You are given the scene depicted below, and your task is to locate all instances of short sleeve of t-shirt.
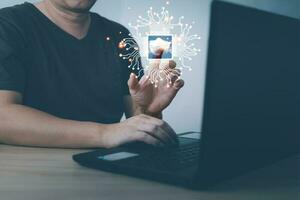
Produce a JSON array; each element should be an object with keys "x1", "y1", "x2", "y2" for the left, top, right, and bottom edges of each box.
[{"x1": 0, "y1": 12, "x2": 26, "y2": 94}]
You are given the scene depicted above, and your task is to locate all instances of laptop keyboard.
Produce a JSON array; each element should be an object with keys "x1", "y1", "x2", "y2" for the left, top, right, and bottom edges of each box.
[{"x1": 120, "y1": 139, "x2": 200, "y2": 171}]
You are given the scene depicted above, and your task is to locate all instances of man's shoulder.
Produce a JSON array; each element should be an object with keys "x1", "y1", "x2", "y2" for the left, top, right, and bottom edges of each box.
[
  {"x1": 0, "y1": 3, "x2": 32, "y2": 29},
  {"x1": 0, "y1": 3, "x2": 31, "y2": 20},
  {"x1": 91, "y1": 12, "x2": 130, "y2": 35}
]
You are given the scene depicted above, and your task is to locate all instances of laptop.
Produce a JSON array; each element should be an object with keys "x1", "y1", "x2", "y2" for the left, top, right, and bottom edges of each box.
[{"x1": 73, "y1": 1, "x2": 300, "y2": 189}]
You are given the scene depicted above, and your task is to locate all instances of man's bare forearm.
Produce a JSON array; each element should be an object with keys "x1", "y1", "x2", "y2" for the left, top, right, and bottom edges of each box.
[{"x1": 0, "y1": 104, "x2": 108, "y2": 148}]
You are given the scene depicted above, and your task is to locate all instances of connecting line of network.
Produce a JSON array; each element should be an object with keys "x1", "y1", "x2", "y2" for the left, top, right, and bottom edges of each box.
[
  {"x1": 118, "y1": 38, "x2": 142, "y2": 73},
  {"x1": 118, "y1": 6, "x2": 201, "y2": 87}
]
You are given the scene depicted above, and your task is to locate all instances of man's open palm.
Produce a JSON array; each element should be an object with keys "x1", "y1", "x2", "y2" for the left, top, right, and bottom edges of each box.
[{"x1": 127, "y1": 61, "x2": 184, "y2": 114}]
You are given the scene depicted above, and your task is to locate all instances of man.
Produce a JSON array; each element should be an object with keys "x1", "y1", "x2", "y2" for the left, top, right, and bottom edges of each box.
[{"x1": 0, "y1": 0, "x2": 184, "y2": 148}]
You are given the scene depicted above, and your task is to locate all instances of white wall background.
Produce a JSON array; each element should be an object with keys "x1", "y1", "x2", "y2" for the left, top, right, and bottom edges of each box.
[{"x1": 1, "y1": 0, "x2": 299, "y2": 133}]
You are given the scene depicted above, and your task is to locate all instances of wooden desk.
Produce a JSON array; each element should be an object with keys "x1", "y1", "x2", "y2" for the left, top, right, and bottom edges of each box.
[{"x1": 0, "y1": 144, "x2": 299, "y2": 200}]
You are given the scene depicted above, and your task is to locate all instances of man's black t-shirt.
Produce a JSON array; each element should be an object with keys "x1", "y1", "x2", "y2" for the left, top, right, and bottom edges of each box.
[{"x1": 0, "y1": 3, "x2": 134, "y2": 123}]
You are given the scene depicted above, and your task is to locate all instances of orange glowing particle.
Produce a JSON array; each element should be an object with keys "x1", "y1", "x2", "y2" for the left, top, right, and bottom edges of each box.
[{"x1": 118, "y1": 41, "x2": 126, "y2": 49}]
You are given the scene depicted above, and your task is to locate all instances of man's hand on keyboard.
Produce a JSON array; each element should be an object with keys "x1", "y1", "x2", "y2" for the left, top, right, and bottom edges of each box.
[{"x1": 101, "y1": 114, "x2": 179, "y2": 148}]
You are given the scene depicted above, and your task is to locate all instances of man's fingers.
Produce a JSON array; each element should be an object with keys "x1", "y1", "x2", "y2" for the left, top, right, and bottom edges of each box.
[
  {"x1": 137, "y1": 131, "x2": 164, "y2": 147},
  {"x1": 174, "y1": 68, "x2": 182, "y2": 76},
  {"x1": 161, "y1": 60, "x2": 176, "y2": 70},
  {"x1": 160, "y1": 121, "x2": 179, "y2": 145},
  {"x1": 168, "y1": 60, "x2": 177, "y2": 69},
  {"x1": 149, "y1": 60, "x2": 176, "y2": 70},
  {"x1": 149, "y1": 60, "x2": 161, "y2": 69},
  {"x1": 170, "y1": 72, "x2": 180, "y2": 84},
  {"x1": 139, "y1": 74, "x2": 151, "y2": 87},
  {"x1": 173, "y1": 79, "x2": 185, "y2": 90},
  {"x1": 142, "y1": 124, "x2": 174, "y2": 145},
  {"x1": 140, "y1": 115, "x2": 178, "y2": 146},
  {"x1": 162, "y1": 68, "x2": 181, "y2": 85},
  {"x1": 127, "y1": 73, "x2": 139, "y2": 91}
]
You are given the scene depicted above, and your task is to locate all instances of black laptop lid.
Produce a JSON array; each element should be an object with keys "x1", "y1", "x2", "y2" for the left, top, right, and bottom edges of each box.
[{"x1": 197, "y1": 1, "x2": 300, "y2": 185}]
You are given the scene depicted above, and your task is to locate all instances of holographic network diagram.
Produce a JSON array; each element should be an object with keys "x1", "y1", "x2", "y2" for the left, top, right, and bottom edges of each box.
[{"x1": 118, "y1": 3, "x2": 201, "y2": 87}]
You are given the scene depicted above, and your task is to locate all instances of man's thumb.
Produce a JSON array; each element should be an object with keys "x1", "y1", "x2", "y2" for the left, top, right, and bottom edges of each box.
[{"x1": 127, "y1": 73, "x2": 139, "y2": 91}]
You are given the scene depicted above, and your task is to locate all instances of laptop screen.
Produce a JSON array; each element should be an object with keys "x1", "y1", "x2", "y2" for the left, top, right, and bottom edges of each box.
[{"x1": 197, "y1": 1, "x2": 300, "y2": 183}]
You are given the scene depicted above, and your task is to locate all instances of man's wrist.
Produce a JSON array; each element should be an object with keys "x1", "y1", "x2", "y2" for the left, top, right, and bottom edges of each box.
[
  {"x1": 90, "y1": 123, "x2": 112, "y2": 148},
  {"x1": 145, "y1": 111, "x2": 163, "y2": 119},
  {"x1": 134, "y1": 106, "x2": 162, "y2": 119}
]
